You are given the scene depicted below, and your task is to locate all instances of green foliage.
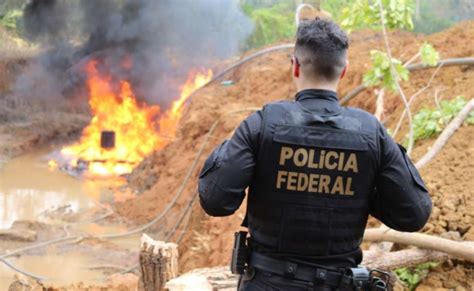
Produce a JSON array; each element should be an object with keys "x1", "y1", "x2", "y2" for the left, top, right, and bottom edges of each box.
[
  {"x1": 412, "y1": 96, "x2": 474, "y2": 142},
  {"x1": 0, "y1": 9, "x2": 22, "y2": 31},
  {"x1": 320, "y1": 0, "x2": 352, "y2": 22},
  {"x1": 394, "y1": 262, "x2": 438, "y2": 290},
  {"x1": 420, "y1": 42, "x2": 440, "y2": 66},
  {"x1": 412, "y1": 0, "x2": 473, "y2": 34},
  {"x1": 241, "y1": 1, "x2": 296, "y2": 49},
  {"x1": 363, "y1": 50, "x2": 409, "y2": 91},
  {"x1": 340, "y1": 0, "x2": 414, "y2": 32}
]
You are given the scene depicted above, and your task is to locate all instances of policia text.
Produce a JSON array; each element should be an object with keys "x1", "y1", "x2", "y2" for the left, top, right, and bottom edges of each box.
[{"x1": 276, "y1": 146, "x2": 358, "y2": 196}]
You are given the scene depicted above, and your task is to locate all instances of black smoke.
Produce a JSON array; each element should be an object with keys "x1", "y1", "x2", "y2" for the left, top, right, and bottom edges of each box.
[{"x1": 15, "y1": 0, "x2": 253, "y2": 108}]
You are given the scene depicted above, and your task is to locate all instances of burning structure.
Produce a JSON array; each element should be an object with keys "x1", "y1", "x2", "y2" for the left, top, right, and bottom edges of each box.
[
  {"x1": 55, "y1": 62, "x2": 212, "y2": 176},
  {"x1": 17, "y1": 0, "x2": 252, "y2": 176}
]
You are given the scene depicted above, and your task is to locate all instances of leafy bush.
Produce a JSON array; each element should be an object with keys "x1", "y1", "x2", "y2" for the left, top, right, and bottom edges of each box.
[
  {"x1": 241, "y1": 1, "x2": 296, "y2": 49},
  {"x1": 412, "y1": 96, "x2": 474, "y2": 142},
  {"x1": 0, "y1": 9, "x2": 22, "y2": 31},
  {"x1": 340, "y1": 0, "x2": 414, "y2": 32},
  {"x1": 394, "y1": 262, "x2": 438, "y2": 290}
]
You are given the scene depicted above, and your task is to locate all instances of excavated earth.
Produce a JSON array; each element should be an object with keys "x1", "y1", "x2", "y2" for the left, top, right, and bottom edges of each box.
[
  {"x1": 1, "y1": 21, "x2": 473, "y2": 289},
  {"x1": 117, "y1": 21, "x2": 474, "y2": 289}
]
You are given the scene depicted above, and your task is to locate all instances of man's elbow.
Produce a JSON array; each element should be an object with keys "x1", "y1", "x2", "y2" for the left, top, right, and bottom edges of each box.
[
  {"x1": 199, "y1": 195, "x2": 236, "y2": 217},
  {"x1": 198, "y1": 181, "x2": 238, "y2": 217},
  {"x1": 412, "y1": 199, "x2": 433, "y2": 231},
  {"x1": 394, "y1": 199, "x2": 432, "y2": 232}
]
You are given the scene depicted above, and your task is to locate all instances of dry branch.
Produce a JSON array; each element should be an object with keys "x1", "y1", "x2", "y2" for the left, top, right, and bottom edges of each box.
[
  {"x1": 392, "y1": 64, "x2": 443, "y2": 139},
  {"x1": 377, "y1": 0, "x2": 414, "y2": 155},
  {"x1": 362, "y1": 249, "x2": 448, "y2": 270},
  {"x1": 374, "y1": 89, "x2": 385, "y2": 121},
  {"x1": 415, "y1": 98, "x2": 474, "y2": 169},
  {"x1": 407, "y1": 57, "x2": 474, "y2": 70},
  {"x1": 364, "y1": 228, "x2": 474, "y2": 262}
]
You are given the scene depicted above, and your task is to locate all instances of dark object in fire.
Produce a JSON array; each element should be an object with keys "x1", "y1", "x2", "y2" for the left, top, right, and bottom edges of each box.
[{"x1": 101, "y1": 131, "x2": 116, "y2": 149}]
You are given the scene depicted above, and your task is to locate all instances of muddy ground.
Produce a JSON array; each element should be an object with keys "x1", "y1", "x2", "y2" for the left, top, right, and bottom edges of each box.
[{"x1": 1, "y1": 21, "x2": 473, "y2": 289}]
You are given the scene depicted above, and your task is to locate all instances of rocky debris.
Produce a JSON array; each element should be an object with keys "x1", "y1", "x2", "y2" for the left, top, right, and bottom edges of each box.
[
  {"x1": 106, "y1": 273, "x2": 140, "y2": 290},
  {"x1": 7, "y1": 274, "x2": 42, "y2": 291},
  {"x1": 439, "y1": 231, "x2": 463, "y2": 241},
  {"x1": 10, "y1": 220, "x2": 49, "y2": 232},
  {"x1": 165, "y1": 266, "x2": 238, "y2": 291},
  {"x1": 0, "y1": 229, "x2": 36, "y2": 242},
  {"x1": 8, "y1": 273, "x2": 139, "y2": 291}
]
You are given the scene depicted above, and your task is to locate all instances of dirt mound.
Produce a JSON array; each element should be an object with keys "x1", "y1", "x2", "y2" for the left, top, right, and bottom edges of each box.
[{"x1": 114, "y1": 20, "x2": 474, "y2": 287}]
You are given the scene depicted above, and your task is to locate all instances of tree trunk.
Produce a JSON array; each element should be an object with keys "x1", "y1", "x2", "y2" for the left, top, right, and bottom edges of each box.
[
  {"x1": 362, "y1": 249, "x2": 448, "y2": 270},
  {"x1": 139, "y1": 234, "x2": 179, "y2": 291},
  {"x1": 415, "y1": 0, "x2": 421, "y2": 21}
]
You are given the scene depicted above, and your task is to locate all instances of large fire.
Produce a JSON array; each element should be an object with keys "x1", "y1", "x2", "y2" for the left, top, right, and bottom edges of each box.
[{"x1": 53, "y1": 60, "x2": 212, "y2": 177}]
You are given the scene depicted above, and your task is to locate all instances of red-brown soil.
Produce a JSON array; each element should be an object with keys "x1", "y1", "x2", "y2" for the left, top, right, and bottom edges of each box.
[
  {"x1": 2, "y1": 20, "x2": 471, "y2": 289},
  {"x1": 112, "y1": 20, "x2": 474, "y2": 289}
]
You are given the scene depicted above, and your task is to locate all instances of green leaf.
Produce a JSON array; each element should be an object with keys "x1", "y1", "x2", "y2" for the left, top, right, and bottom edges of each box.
[
  {"x1": 410, "y1": 96, "x2": 472, "y2": 143},
  {"x1": 420, "y1": 42, "x2": 440, "y2": 66},
  {"x1": 395, "y1": 262, "x2": 438, "y2": 290},
  {"x1": 363, "y1": 50, "x2": 408, "y2": 91}
]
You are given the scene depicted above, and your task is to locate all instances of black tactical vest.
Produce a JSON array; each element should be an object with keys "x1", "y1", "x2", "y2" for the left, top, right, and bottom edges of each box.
[{"x1": 247, "y1": 99, "x2": 380, "y2": 258}]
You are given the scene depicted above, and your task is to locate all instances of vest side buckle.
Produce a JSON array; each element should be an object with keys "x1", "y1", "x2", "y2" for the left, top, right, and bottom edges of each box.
[
  {"x1": 314, "y1": 268, "x2": 327, "y2": 284},
  {"x1": 284, "y1": 262, "x2": 298, "y2": 278}
]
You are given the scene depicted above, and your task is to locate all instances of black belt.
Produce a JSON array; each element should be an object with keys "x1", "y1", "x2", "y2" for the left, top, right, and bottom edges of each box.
[{"x1": 249, "y1": 252, "x2": 345, "y2": 287}]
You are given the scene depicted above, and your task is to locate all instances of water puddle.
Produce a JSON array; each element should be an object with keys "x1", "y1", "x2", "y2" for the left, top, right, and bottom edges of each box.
[
  {"x1": 0, "y1": 149, "x2": 137, "y2": 289},
  {"x1": 0, "y1": 253, "x2": 104, "y2": 290},
  {"x1": 0, "y1": 149, "x2": 128, "y2": 228}
]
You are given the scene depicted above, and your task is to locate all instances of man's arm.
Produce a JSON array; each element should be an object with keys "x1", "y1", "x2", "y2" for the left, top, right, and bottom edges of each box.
[
  {"x1": 198, "y1": 111, "x2": 262, "y2": 216},
  {"x1": 370, "y1": 123, "x2": 432, "y2": 232}
]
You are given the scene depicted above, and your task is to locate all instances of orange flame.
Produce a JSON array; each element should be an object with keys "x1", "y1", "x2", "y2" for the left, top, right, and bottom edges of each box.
[{"x1": 57, "y1": 61, "x2": 212, "y2": 177}]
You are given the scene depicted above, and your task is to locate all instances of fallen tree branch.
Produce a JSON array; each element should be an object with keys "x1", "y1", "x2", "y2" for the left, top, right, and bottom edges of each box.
[
  {"x1": 362, "y1": 248, "x2": 448, "y2": 270},
  {"x1": 363, "y1": 228, "x2": 474, "y2": 262},
  {"x1": 407, "y1": 57, "x2": 474, "y2": 71},
  {"x1": 415, "y1": 98, "x2": 474, "y2": 169},
  {"x1": 340, "y1": 57, "x2": 474, "y2": 105}
]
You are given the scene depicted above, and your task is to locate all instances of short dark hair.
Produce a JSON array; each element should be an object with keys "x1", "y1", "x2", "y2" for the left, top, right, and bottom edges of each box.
[{"x1": 295, "y1": 18, "x2": 349, "y2": 81}]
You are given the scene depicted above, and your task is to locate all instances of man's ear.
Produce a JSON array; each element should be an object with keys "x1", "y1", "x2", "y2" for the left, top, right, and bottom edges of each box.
[
  {"x1": 293, "y1": 62, "x2": 300, "y2": 78},
  {"x1": 339, "y1": 60, "x2": 348, "y2": 80}
]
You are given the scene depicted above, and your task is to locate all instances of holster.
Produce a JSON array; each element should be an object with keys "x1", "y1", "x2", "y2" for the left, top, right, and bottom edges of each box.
[
  {"x1": 230, "y1": 231, "x2": 249, "y2": 275},
  {"x1": 340, "y1": 268, "x2": 391, "y2": 291}
]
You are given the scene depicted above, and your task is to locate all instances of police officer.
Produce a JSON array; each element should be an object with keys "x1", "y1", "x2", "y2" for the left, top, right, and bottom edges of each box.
[{"x1": 198, "y1": 18, "x2": 432, "y2": 291}]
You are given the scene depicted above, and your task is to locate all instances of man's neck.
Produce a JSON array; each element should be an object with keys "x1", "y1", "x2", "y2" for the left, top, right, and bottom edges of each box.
[{"x1": 296, "y1": 82, "x2": 338, "y2": 93}]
